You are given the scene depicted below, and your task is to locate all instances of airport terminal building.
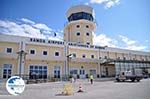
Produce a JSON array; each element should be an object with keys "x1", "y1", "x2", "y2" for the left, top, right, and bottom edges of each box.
[{"x1": 0, "y1": 5, "x2": 150, "y2": 80}]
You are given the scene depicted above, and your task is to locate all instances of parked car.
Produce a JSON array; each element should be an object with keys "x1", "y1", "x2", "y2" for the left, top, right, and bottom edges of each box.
[{"x1": 116, "y1": 70, "x2": 143, "y2": 82}]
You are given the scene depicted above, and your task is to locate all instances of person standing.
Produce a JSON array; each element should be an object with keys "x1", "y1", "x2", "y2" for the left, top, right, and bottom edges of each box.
[{"x1": 90, "y1": 74, "x2": 94, "y2": 84}]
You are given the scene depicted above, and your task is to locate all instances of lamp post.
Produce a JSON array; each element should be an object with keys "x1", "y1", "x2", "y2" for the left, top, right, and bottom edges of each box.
[
  {"x1": 17, "y1": 50, "x2": 27, "y2": 77},
  {"x1": 66, "y1": 54, "x2": 73, "y2": 80}
]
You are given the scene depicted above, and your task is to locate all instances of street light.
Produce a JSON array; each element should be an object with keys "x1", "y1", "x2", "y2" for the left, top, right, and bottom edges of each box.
[
  {"x1": 66, "y1": 54, "x2": 73, "y2": 80},
  {"x1": 17, "y1": 50, "x2": 27, "y2": 77}
]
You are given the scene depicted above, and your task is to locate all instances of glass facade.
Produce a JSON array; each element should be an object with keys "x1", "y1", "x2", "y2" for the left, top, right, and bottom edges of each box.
[
  {"x1": 29, "y1": 65, "x2": 47, "y2": 79},
  {"x1": 68, "y1": 12, "x2": 94, "y2": 22},
  {"x1": 115, "y1": 62, "x2": 150, "y2": 75}
]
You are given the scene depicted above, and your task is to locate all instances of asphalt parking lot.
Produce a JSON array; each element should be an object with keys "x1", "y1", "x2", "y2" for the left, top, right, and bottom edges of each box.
[{"x1": 0, "y1": 79, "x2": 150, "y2": 99}]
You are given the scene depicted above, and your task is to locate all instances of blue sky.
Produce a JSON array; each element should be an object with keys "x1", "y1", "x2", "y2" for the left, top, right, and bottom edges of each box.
[{"x1": 0, "y1": 0, "x2": 150, "y2": 52}]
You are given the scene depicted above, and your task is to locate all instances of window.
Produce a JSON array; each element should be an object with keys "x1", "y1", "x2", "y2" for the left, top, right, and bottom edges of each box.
[
  {"x1": 29, "y1": 65, "x2": 47, "y2": 79},
  {"x1": 30, "y1": 38, "x2": 32, "y2": 41},
  {"x1": 70, "y1": 70, "x2": 78, "y2": 75},
  {"x1": 55, "y1": 52, "x2": 59, "y2": 56},
  {"x1": 87, "y1": 42, "x2": 90, "y2": 45},
  {"x1": 82, "y1": 54, "x2": 86, "y2": 58},
  {"x1": 76, "y1": 32, "x2": 80, "y2": 36},
  {"x1": 91, "y1": 55, "x2": 94, "y2": 59},
  {"x1": 36, "y1": 39, "x2": 39, "y2": 42},
  {"x1": 3, "y1": 64, "x2": 12, "y2": 78},
  {"x1": 86, "y1": 32, "x2": 89, "y2": 36},
  {"x1": 80, "y1": 69, "x2": 85, "y2": 75},
  {"x1": 43, "y1": 51, "x2": 47, "y2": 55},
  {"x1": 30, "y1": 49, "x2": 35, "y2": 54},
  {"x1": 6, "y1": 48, "x2": 12, "y2": 53},
  {"x1": 86, "y1": 25, "x2": 89, "y2": 28},
  {"x1": 76, "y1": 25, "x2": 80, "y2": 28},
  {"x1": 54, "y1": 66, "x2": 60, "y2": 78},
  {"x1": 68, "y1": 12, "x2": 94, "y2": 22}
]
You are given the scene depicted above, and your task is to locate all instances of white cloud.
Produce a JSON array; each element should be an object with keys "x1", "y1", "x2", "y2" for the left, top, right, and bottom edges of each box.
[
  {"x1": 119, "y1": 35, "x2": 135, "y2": 45},
  {"x1": 21, "y1": 18, "x2": 35, "y2": 24},
  {"x1": 90, "y1": 0, "x2": 120, "y2": 8},
  {"x1": 84, "y1": 2, "x2": 89, "y2": 5},
  {"x1": 93, "y1": 34, "x2": 117, "y2": 47},
  {"x1": 93, "y1": 34, "x2": 147, "y2": 51},
  {"x1": 33, "y1": 23, "x2": 52, "y2": 31},
  {"x1": 119, "y1": 35, "x2": 147, "y2": 51},
  {"x1": 90, "y1": 0, "x2": 107, "y2": 4},
  {"x1": 0, "y1": 18, "x2": 62, "y2": 41}
]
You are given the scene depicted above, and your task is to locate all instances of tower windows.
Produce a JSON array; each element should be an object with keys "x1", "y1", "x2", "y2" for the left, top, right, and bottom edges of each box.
[
  {"x1": 43, "y1": 51, "x2": 48, "y2": 55},
  {"x1": 55, "y1": 52, "x2": 59, "y2": 56},
  {"x1": 86, "y1": 32, "x2": 89, "y2": 36},
  {"x1": 82, "y1": 54, "x2": 86, "y2": 58},
  {"x1": 76, "y1": 32, "x2": 80, "y2": 36},
  {"x1": 68, "y1": 12, "x2": 94, "y2": 22},
  {"x1": 91, "y1": 55, "x2": 94, "y2": 59},
  {"x1": 76, "y1": 25, "x2": 80, "y2": 28},
  {"x1": 86, "y1": 25, "x2": 89, "y2": 28}
]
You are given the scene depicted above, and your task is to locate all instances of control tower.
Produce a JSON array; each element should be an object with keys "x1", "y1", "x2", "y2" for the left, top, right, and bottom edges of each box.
[{"x1": 64, "y1": 5, "x2": 96, "y2": 45}]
